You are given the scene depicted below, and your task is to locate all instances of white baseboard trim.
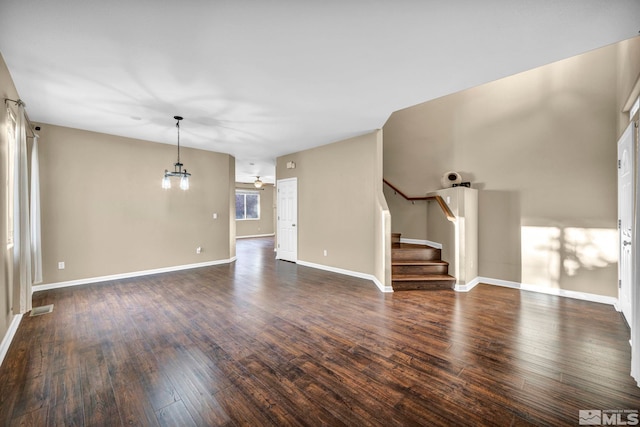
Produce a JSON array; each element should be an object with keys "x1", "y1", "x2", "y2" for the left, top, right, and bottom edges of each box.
[
  {"x1": 236, "y1": 233, "x2": 275, "y2": 239},
  {"x1": 0, "y1": 313, "x2": 23, "y2": 368},
  {"x1": 32, "y1": 257, "x2": 237, "y2": 293},
  {"x1": 400, "y1": 238, "x2": 442, "y2": 249},
  {"x1": 457, "y1": 276, "x2": 618, "y2": 306},
  {"x1": 453, "y1": 276, "x2": 482, "y2": 292},
  {"x1": 297, "y1": 260, "x2": 393, "y2": 293}
]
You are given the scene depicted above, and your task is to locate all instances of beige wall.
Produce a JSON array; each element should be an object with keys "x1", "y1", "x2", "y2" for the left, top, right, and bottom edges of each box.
[
  {"x1": 384, "y1": 41, "x2": 623, "y2": 297},
  {"x1": 227, "y1": 156, "x2": 236, "y2": 260},
  {"x1": 616, "y1": 37, "x2": 640, "y2": 135},
  {"x1": 235, "y1": 183, "x2": 275, "y2": 238},
  {"x1": 0, "y1": 53, "x2": 18, "y2": 341},
  {"x1": 383, "y1": 185, "x2": 428, "y2": 239},
  {"x1": 373, "y1": 130, "x2": 392, "y2": 289},
  {"x1": 37, "y1": 124, "x2": 235, "y2": 283},
  {"x1": 277, "y1": 131, "x2": 380, "y2": 277}
]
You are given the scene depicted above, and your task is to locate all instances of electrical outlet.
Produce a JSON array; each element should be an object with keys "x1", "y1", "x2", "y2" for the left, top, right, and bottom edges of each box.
[
  {"x1": 213, "y1": 213, "x2": 218, "y2": 219},
  {"x1": 196, "y1": 247, "x2": 202, "y2": 254},
  {"x1": 58, "y1": 261, "x2": 65, "y2": 270},
  {"x1": 323, "y1": 250, "x2": 327, "y2": 257}
]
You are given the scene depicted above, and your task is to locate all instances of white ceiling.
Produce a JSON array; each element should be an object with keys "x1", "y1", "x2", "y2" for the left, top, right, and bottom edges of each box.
[{"x1": 1, "y1": 1, "x2": 639, "y2": 184}]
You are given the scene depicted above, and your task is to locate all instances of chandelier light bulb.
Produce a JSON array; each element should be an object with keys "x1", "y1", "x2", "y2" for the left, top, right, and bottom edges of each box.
[
  {"x1": 180, "y1": 175, "x2": 190, "y2": 190},
  {"x1": 162, "y1": 174, "x2": 171, "y2": 189}
]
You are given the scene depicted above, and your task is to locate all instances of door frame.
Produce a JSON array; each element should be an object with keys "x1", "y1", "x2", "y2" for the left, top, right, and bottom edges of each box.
[
  {"x1": 276, "y1": 177, "x2": 298, "y2": 262},
  {"x1": 618, "y1": 120, "x2": 635, "y2": 326}
]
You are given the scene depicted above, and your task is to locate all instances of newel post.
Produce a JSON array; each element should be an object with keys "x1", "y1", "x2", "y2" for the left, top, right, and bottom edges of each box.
[{"x1": 427, "y1": 187, "x2": 478, "y2": 290}]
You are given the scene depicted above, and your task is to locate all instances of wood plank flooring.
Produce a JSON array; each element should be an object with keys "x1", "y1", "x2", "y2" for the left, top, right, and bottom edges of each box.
[{"x1": 1, "y1": 236, "x2": 639, "y2": 426}]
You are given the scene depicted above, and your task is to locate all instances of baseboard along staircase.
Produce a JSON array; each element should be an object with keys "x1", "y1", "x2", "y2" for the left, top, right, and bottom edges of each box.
[{"x1": 391, "y1": 233, "x2": 455, "y2": 291}]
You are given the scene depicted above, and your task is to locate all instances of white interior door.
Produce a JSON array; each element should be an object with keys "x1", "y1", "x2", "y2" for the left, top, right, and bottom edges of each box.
[
  {"x1": 618, "y1": 121, "x2": 635, "y2": 326},
  {"x1": 277, "y1": 178, "x2": 298, "y2": 262}
]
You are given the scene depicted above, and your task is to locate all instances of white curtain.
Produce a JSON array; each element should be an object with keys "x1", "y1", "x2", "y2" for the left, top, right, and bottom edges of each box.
[
  {"x1": 12, "y1": 103, "x2": 32, "y2": 313},
  {"x1": 30, "y1": 135, "x2": 42, "y2": 285}
]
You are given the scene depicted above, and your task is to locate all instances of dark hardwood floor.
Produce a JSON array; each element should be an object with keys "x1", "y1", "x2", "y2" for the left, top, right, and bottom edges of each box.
[{"x1": 1, "y1": 236, "x2": 639, "y2": 426}]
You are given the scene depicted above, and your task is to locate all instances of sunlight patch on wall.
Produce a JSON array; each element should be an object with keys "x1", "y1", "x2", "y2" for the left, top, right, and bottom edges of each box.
[
  {"x1": 521, "y1": 226, "x2": 617, "y2": 289},
  {"x1": 521, "y1": 226, "x2": 561, "y2": 288},
  {"x1": 563, "y1": 227, "x2": 617, "y2": 274}
]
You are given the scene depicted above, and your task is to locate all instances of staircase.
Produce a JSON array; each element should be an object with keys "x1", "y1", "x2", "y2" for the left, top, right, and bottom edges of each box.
[{"x1": 391, "y1": 233, "x2": 455, "y2": 291}]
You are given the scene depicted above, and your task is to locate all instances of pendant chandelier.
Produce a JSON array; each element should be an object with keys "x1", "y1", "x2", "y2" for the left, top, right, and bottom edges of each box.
[
  {"x1": 162, "y1": 115, "x2": 191, "y2": 190},
  {"x1": 254, "y1": 176, "x2": 263, "y2": 188}
]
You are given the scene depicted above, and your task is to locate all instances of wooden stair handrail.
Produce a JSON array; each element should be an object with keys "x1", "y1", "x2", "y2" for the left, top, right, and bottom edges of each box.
[
  {"x1": 383, "y1": 179, "x2": 455, "y2": 222},
  {"x1": 431, "y1": 195, "x2": 456, "y2": 222}
]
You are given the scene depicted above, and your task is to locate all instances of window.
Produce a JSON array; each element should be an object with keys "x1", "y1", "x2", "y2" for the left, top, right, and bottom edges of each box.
[{"x1": 235, "y1": 190, "x2": 260, "y2": 220}]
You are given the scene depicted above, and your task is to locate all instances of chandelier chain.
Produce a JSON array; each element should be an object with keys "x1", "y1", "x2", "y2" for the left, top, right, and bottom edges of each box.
[{"x1": 176, "y1": 117, "x2": 181, "y2": 164}]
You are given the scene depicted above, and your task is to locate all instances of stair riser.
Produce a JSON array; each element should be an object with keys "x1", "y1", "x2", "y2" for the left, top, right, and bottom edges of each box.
[
  {"x1": 392, "y1": 249, "x2": 441, "y2": 261},
  {"x1": 392, "y1": 280, "x2": 454, "y2": 291},
  {"x1": 390, "y1": 238, "x2": 454, "y2": 291},
  {"x1": 392, "y1": 265, "x2": 449, "y2": 275},
  {"x1": 391, "y1": 233, "x2": 401, "y2": 245}
]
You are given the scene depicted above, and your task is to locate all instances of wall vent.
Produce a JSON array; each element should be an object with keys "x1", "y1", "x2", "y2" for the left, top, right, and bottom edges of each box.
[{"x1": 30, "y1": 304, "x2": 54, "y2": 317}]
